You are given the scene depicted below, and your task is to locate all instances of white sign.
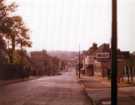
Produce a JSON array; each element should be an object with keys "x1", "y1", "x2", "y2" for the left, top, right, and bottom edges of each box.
[{"x1": 96, "y1": 52, "x2": 110, "y2": 59}]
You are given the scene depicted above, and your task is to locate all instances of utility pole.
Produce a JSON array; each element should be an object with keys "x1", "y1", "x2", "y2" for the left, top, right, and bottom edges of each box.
[
  {"x1": 111, "y1": 0, "x2": 118, "y2": 105},
  {"x1": 78, "y1": 44, "x2": 81, "y2": 78}
]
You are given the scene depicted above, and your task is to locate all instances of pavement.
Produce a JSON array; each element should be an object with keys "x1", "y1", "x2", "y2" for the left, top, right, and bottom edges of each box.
[
  {"x1": 78, "y1": 75, "x2": 135, "y2": 105},
  {"x1": 0, "y1": 76, "x2": 37, "y2": 86},
  {"x1": 78, "y1": 76, "x2": 111, "y2": 105},
  {"x1": 0, "y1": 70, "x2": 92, "y2": 105}
]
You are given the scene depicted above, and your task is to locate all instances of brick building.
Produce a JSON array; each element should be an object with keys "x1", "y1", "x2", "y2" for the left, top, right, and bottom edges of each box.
[{"x1": 82, "y1": 43, "x2": 130, "y2": 77}]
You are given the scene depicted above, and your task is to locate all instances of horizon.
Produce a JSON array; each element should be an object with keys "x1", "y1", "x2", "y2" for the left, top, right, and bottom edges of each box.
[{"x1": 28, "y1": 42, "x2": 134, "y2": 53}]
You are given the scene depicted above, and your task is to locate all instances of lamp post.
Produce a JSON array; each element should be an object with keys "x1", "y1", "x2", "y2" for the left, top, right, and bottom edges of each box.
[{"x1": 111, "y1": 0, "x2": 118, "y2": 105}]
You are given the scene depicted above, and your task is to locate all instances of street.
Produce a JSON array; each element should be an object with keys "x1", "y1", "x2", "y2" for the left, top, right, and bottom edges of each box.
[{"x1": 0, "y1": 69, "x2": 91, "y2": 105}]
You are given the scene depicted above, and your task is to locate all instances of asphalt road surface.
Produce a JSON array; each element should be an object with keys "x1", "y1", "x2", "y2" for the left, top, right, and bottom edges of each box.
[{"x1": 0, "y1": 69, "x2": 91, "y2": 105}]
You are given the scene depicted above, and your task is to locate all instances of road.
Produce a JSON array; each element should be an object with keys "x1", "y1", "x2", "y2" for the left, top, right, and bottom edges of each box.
[{"x1": 0, "y1": 69, "x2": 91, "y2": 105}]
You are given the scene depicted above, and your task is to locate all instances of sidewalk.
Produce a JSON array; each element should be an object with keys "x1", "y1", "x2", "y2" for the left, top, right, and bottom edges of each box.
[
  {"x1": 81, "y1": 76, "x2": 135, "y2": 88},
  {"x1": 97, "y1": 76, "x2": 135, "y2": 88},
  {"x1": 78, "y1": 76, "x2": 111, "y2": 105},
  {"x1": 0, "y1": 76, "x2": 37, "y2": 86},
  {"x1": 78, "y1": 75, "x2": 135, "y2": 105}
]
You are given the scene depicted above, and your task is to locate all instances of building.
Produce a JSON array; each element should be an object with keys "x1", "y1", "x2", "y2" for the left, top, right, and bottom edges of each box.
[
  {"x1": 30, "y1": 50, "x2": 63, "y2": 76},
  {"x1": 82, "y1": 43, "x2": 130, "y2": 78},
  {"x1": 30, "y1": 50, "x2": 50, "y2": 75},
  {"x1": 82, "y1": 43, "x2": 98, "y2": 76}
]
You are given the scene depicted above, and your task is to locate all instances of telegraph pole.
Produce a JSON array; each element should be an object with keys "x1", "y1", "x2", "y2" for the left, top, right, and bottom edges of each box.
[
  {"x1": 111, "y1": 0, "x2": 118, "y2": 105},
  {"x1": 78, "y1": 44, "x2": 81, "y2": 78}
]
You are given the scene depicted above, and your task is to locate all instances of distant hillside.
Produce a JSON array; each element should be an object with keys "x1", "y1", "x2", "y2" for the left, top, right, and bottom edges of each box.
[{"x1": 47, "y1": 51, "x2": 78, "y2": 61}]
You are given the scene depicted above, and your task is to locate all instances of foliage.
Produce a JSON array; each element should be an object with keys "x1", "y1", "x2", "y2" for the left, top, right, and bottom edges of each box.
[{"x1": 0, "y1": 0, "x2": 32, "y2": 63}]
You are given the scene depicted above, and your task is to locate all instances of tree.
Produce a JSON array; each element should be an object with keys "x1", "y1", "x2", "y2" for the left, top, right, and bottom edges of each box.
[
  {"x1": 0, "y1": 34, "x2": 8, "y2": 63},
  {"x1": 0, "y1": 34, "x2": 6, "y2": 50},
  {"x1": 0, "y1": 0, "x2": 31, "y2": 63},
  {"x1": 0, "y1": 1, "x2": 16, "y2": 34},
  {"x1": 1, "y1": 16, "x2": 31, "y2": 63},
  {"x1": 0, "y1": 0, "x2": 16, "y2": 63},
  {"x1": 17, "y1": 28, "x2": 32, "y2": 51},
  {"x1": 0, "y1": 0, "x2": 15, "y2": 63},
  {"x1": 15, "y1": 20, "x2": 32, "y2": 64}
]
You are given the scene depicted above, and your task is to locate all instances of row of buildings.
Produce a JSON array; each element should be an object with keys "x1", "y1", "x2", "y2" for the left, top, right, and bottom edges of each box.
[
  {"x1": 0, "y1": 48, "x2": 66, "y2": 79},
  {"x1": 30, "y1": 50, "x2": 66, "y2": 76},
  {"x1": 81, "y1": 43, "x2": 133, "y2": 78}
]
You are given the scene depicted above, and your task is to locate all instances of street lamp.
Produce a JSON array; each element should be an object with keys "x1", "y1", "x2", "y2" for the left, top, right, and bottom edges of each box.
[{"x1": 111, "y1": 0, "x2": 118, "y2": 105}]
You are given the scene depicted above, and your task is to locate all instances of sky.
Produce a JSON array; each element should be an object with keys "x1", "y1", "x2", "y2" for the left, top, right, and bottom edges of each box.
[{"x1": 7, "y1": 0, "x2": 135, "y2": 52}]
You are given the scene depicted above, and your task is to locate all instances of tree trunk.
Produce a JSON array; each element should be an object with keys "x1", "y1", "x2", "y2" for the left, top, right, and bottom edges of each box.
[
  {"x1": 20, "y1": 42, "x2": 23, "y2": 64},
  {"x1": 10, "y1": 36, "x2": 15, "y2": 63}
]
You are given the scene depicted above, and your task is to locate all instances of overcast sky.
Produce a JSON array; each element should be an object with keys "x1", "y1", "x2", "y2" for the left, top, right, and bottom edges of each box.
[{"x1": 8, "y1": 0, "x2": 135, "y2": 52}]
